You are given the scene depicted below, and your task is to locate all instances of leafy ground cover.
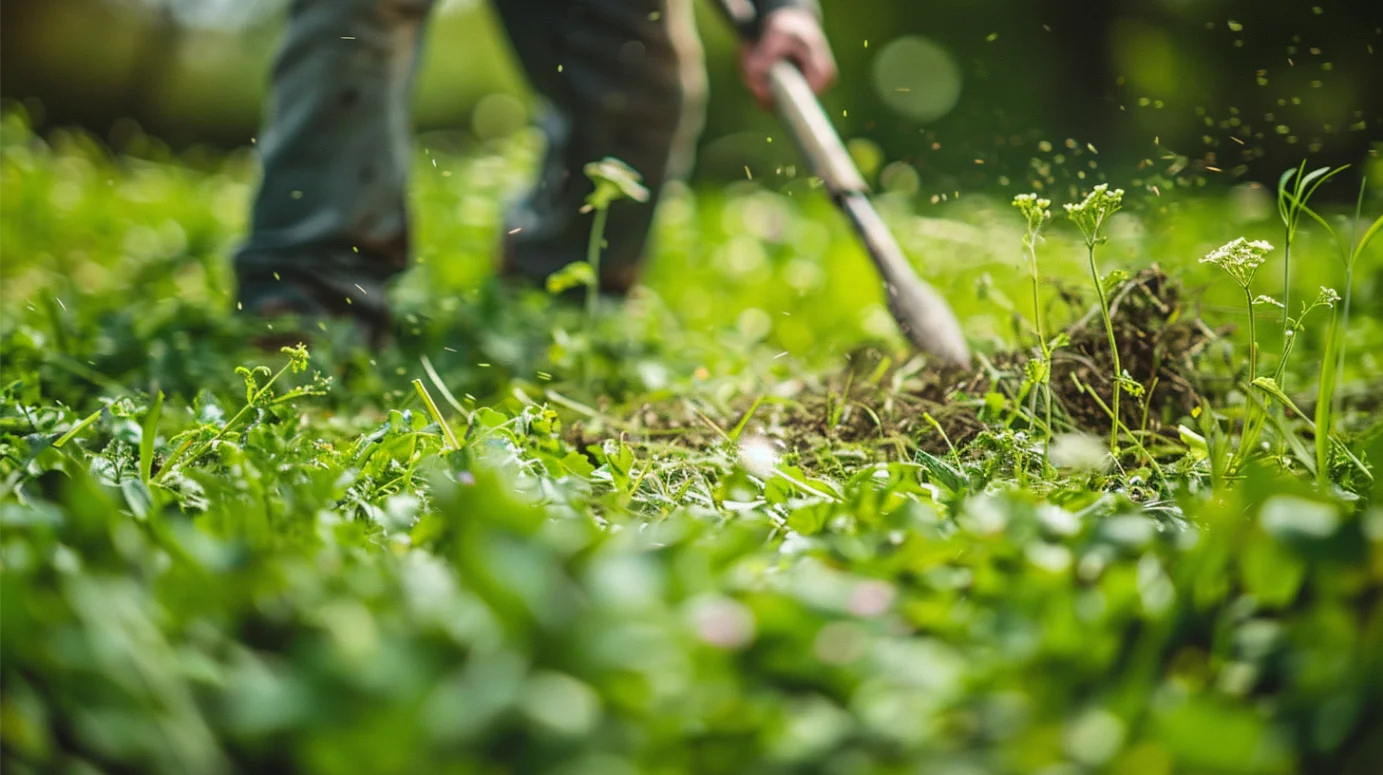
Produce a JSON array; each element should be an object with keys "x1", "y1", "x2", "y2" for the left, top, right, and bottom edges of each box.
[{"x1": 3, "y1": 106, "x2": 1383, "y2": 774}]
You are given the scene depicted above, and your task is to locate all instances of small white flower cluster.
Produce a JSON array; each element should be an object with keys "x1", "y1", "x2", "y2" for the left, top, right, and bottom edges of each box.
[
  {"x1": 1064, "y1": 183, "x2": 1125, "y2": 216},
  {"x1": 1012, "y1": 193, "x2": 1052, "y2": 232},
  {"x1": 1064, "y1": 184, "x2": 1125, "y2": 242},
  {"x1": 1314, "y1": 286, "x2": 1341, "y2": 308},
  {"x1": 1199, "y1": 237, "x2": 1273, "y2": 288}
]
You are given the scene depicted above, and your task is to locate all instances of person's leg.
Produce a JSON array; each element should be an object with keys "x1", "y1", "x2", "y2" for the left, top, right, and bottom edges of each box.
[
  {"x1": 490, "y1": 0, "x2": 707, "y2": 295},
  {"x1": 234, "y1": 0, "x2": 437, "y2": 340}
]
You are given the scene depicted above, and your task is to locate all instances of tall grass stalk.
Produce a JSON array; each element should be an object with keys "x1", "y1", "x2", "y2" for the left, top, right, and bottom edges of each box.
[
  {"x1": 1333, "y1": 181, "x2": 1381, "y2": 415},
  {"x1": 1274, "y1": 163, "x2": 1347, "y2": 387},
  {"x1": 1276, "y1": 165, "x2": 1380, "y2": 486}
]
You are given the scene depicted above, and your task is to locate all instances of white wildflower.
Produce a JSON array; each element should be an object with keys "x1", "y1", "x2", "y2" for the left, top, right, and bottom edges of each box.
[
  {"x1": 1012, "y1": 193, "x2": 1052, "y2": 231},
  {"x1": 1200, "y1": 237, "x2": 1273, "y2": 288},
  {"x1": 1064, "y1": 184, "x2": 1126, "y2": 244}
]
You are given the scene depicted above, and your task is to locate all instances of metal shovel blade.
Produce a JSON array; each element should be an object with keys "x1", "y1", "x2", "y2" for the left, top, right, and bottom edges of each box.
[{"x1": 839, "y1": 193, "x2": 972, "y2": 367}]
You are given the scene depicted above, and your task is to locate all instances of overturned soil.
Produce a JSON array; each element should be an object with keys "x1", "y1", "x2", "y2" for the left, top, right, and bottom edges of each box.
[{"x1": 567, "y1": 266, "x2": 1220, "y2": 462}]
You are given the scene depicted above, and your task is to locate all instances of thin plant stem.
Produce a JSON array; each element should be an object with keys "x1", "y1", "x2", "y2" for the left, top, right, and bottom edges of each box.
[
  {"x1": 1245, "y1": 287, "x2": 1258, "y2": 384},
  {"x1": 1234, "y1": 288, "x2": 1266, "y2": 473},
  {"x1": 1026, "y1": 241, "x2": 1053, "y2": 465},
  {"x1": 1076, "y1": 375, "x2": 1165, "y2": 485},
  {"x1": 1334, "y1": 179, "x2": 1366, "y2": 417},
  {"x1": 586, "y1": 205, "x2": 609, "y2": 320},
  {"x1": 1337, "y1": 263, "x2": 1353, "y2": 399},
  {"x1": 584, "y1": 204, "x2": 610, "y2": 386},
  {"x1": 1280, "y1": 224, "x2": 1291, "y2": 386},
  {"x1": 154, "y1": 360, "x2": 295, "y2": 483},
  {"x1": 1315, "y1": 308, "x2": 1340, "y2": 489},
  {"x1": 1087, "y1": 242, "x2": 1121, "y2": 456}
]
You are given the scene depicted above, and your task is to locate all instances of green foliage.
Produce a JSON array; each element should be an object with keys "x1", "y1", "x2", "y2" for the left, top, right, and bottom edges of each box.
[{"x1": 2, "y1": 112, "x2": 1383, "y2": 775}]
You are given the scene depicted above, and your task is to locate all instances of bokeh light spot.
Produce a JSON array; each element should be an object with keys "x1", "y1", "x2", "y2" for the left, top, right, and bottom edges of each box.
[{"x1": 872, "y1": 36, "x2": 963, "y2": 122}]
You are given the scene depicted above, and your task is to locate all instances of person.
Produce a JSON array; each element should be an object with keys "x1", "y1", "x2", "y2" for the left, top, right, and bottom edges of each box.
[{"x1": 232, "y1": 0, "x2": 838, "y2": 348}]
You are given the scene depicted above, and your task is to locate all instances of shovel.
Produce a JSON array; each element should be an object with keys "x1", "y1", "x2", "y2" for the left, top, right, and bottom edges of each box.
[{"x1": 713, "y1": 0, "x2": 972, "y2": 368}]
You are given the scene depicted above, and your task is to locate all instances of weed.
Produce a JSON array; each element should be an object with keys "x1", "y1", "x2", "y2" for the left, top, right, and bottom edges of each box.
[
  {"x1": 1064, "y1": 184, "x2": 1127, "y2": 457},
  {"x1": 1012, "y1": 192, "x2": 1057, "y2": 466}
]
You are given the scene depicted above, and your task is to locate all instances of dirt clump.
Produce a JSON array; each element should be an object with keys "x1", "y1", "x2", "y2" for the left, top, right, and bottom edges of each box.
[{"x1": 567, "y1": 266, "x2": 1216, "y2": 463}]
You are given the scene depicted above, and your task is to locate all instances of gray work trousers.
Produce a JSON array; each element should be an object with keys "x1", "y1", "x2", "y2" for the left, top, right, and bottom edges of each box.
[{"x1": 233, "y1": 0, "x2": 708, "y2": 327}]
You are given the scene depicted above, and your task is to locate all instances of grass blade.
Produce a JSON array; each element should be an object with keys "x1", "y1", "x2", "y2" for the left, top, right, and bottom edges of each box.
[{"x1": 140, "y1": 390, "x2": 164, "y2": 484}]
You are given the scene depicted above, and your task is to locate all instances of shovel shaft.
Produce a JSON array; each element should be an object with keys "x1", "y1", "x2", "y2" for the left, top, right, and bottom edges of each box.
[
  {"x1": 711, "y1": 0, "x2": 971, "y2": 367},
  {"x1": 764, "y1": 60, "x2": 867, "y2": 196}
]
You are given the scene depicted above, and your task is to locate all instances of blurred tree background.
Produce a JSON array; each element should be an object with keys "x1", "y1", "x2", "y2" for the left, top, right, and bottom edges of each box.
[{"x1": 2, "y1": 0, "x2": 1380, "y2": 199}]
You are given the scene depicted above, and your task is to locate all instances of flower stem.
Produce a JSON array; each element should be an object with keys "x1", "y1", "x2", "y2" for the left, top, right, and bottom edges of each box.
[
  {"x1": 1027, "y1": 240, "x2": 1053, "y2": 465},
  {"x1": 1087, "y1": 243, "x2": 1121, "y2": 456},
  {"x1": 586, "y1": 205, "x2": 609, "y2": 320},
  {"x1": 1245, "y1": 286, "x2": 1259, "y2": 385},
  {"x1": 583, "y1": 204, "x2": 610, "y2": 386},
  {"x1": 1280, "y1": 225, "x2": 1291, "y2": 385},
  {"x1": 1234, "y1": 287, "x2": 1264, "y2": 472}
]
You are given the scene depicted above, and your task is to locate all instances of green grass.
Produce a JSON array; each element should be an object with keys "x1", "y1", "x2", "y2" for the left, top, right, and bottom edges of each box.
[{"x1": 3, "y1": 107, "x2": 1383, "y2": 775}]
